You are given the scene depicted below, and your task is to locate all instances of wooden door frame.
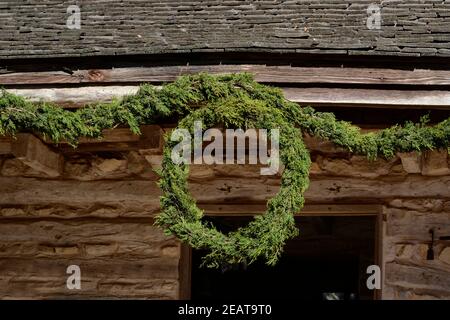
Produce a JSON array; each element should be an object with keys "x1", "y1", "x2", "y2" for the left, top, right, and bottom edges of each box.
[{"x1": 178, "y1": 204, "x2": 383, "y2": 300}]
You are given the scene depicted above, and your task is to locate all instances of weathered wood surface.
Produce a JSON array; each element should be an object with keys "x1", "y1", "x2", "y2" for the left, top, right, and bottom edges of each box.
[
  {"x1": 201, "y1": 204, "x2": 380, "y2": 217},
  {"x1": 51, "y1": 125, "x2": 163, "y2": 154},
  {"x1": 0, "y1": 258, "x2": 179, "y2": 299},
  {"x1": 0, "y1": 221, "x2": 179, "y2": 260},
  {"x1": 382, "y1": 199, "x2": 450, "y2": 300},
  {"x1": 7, "y1": 86, "x2": 450, "y2": 109},
  {"x1": 282, "y1": 87, "x2": 450, "y2": 109},
  {"x1": 0, "y1": 145, "x2": 448, "y2": 216},
  {"x1": 0, "y1": 219, "x2": 180, "y2": 299},
  {"x1": 384, "y1": 262, "x2": 450, "y2": 299},
  {"x1": 11, "y1": 134, "x2": 63, "y2": 178},
  {"x1": 6, "y1": 86, "x2": 140, "y2": 108},
  {"x1": 1, "y1": 142, "x2": 449, "y2": 300},
  {"x1": 2, "y1": 126, "x2": 162, "y2": 155},
  {"x1": 385, "y1": 208, "x2": 450, "y2": 242},
  {"x1": 0, "y1": 176, "x2": 449, "y2": 210},
  {"x1": 1, "y1": 0, "x2": 450, "y2": 59},
  {"x1": 0, "y1": 128, "x2": 362, "y2": 156},
  {"x1": 3, "y1": 65, "x2": 450, "y2": 86}
]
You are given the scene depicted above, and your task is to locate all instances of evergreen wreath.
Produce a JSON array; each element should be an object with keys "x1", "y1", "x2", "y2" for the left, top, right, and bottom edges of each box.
[
  {"x1": 157, "y1": 97, "x2": 310, "y2": 268},
  {"x1": 1, "y1": 73, "x2": 449, "y2": 268}
]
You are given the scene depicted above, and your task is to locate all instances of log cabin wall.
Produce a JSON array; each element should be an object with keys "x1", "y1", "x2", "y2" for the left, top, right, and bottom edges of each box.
[
  {"x1": 0, "y1": 0, "x2": 450, "y2": 300},
  {"x1": 1, "y1": 63, "x2": 450, "y2": 299},
  {"x1": 0, "y1": 123, "x2": 449, "y2": 299}
]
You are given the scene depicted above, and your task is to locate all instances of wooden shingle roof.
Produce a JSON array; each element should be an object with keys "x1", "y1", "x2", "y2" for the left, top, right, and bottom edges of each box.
[{"x1": 1, "y1": 0, "x2": 450, "y2": 59}]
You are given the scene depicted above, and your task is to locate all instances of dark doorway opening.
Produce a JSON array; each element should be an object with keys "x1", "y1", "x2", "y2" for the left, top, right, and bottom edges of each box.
[{"x1": 191, "y1": 215, "x2": 377, "y2": 300}]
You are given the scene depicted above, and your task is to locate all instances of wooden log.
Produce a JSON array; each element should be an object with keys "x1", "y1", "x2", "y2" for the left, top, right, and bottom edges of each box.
[
  {"x1": 196, "y1": 176, "x2": 450, "y2": 203},
  {"x1": 53, "y1": 125, "x2": 163, "y2": 153},
  {"x1": 200, "y1": 204, "x2": 380, "y2": 216},
  {"x1": 7, "y1": 86, "x2": 140, "y2": 108},
  {"x1": 1, "y1": 125, "x2": 163, "y2": 155},
  {"x1": 0, "y1": 220, "x2": 178, "y2": 260},
  {"x1": 0, "y1": 176, "x2": 448, "y2": 209},
  {"x1": 385, "y1": 207, "x2": 450, "y2": 241},
  {"x1": 0, "y1": 126, "x2": 354, "y2": 156},
  {"x1": 11, "y1": 133, "x2": 62, "y2": 177},
  {"x1": 0, "y1": 203, "x2": 160, "y2": 219},
  {"x1": 8, "y1": 86, "x2": 450, "y2": 109},
  {"x1": 283, "y1": 87, "x2": 450, "y2": 109},
  {"x1": 0, "y1": 136, "x2": 12, "y2": 155},
  {"x1": 385, "y1": 262, "x2": 450, "y2": 295},
  {"x1": 0, "y1": 257, "x2": 179, "y2": 299},
  {"x1": 0, "y1": 203, "x2": 379, "y2": 219},
  {"x1": 3, "y1": 65, "x2": 450, "y2": 86}
]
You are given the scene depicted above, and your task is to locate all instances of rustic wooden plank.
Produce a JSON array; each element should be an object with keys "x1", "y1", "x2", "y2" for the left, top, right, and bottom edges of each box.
[
  {"x1": 0, "y1": 127, "x2": 380, "y2": 157},
  {"x1": 52, "y1": 125, "x2": 163, "y2": 153},
  {"x1": 70, "y1": 128, "x2": 141, "y2": 144},
  {"x1": 3, "y1": 65, "x2": 450, "y2": 86},
  {"x1": 385, "y1": 207, "x2": 450, "y2": 241},
  {"x1": 0, "y1": 257, "x2": 179, "y2": 299},
  {"x1": 7, "y1": 86, "x2": 140, "y2": 108},
  {"x1": 8, "y1": 86, "x2": 450, "y2": 109},
  {"x1": 11, "y1": 133, "x2": 62, "y2": 177},
  {"x1": 0, "y1": 203, "x2": 160, "y2": 219},
  {"x1": 190, "y1": 176, "x2": 450, "y2": 204},
  {"x1": 385, "y1": 262, "x2": 450, "y2": 295},
  {"x1": 0, "y1": 125, "x2": 163, "y2": 154},
  {"x1": 0, "y1": 203, "x2": 379, "y2": 220},
  {"x1": 0, "y1": 176, "x2": 448, "y2": 209},
  {"x1": 283, "y1": 87, "x2": 450, "y2": 109},
  {"x1": 199, "y1": 204, "x2": 381, "y2": 216},
  {"x1": 0, "y1": 220, "x2": 178, "y2": 260},
  {"x1": 1, "y1": 125, "x2": 162, "y2": 156}
]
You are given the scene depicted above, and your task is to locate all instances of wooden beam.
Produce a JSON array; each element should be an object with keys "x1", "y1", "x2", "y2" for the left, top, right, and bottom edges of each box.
[
  {"x1": 3, "y1": 174, "x2": 448, "y2": 207},
  {"x1": 51, "y1": 125, "x2": 163, "y2": 153},
  {"x1": 3, "y1": 65, "x2": 450, "y2": 86},
  {"x1": 0, "y1": 128, "x2": 160, "y2": 155},
  {"x1": 11, "y1": 133, "x2": 63, "y2": 177},
  {"x1": 283, "y1": 87, "x2": 450, "y2": 109},
  {"x1": 8, "y1": 86, "x2": 450, "y2": 110},
  {"x1": 0, "y1": 125, "x2": 418, "y2": 156},
  {"x1": 200, "y1": 204, "x2": 381, "y2": 216},
  {"x1": 7, "y1": 86, "x2": 139, "y2": 108}
]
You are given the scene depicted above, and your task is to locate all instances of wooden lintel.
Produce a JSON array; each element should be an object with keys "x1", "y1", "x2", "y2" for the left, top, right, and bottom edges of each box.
[
  {"x1": 199, "y1": 204, "x2": 381, "y2": 217},
  {"x1": 3, "y1": 65, "x2": 450, "y2": 86},
  {"x1": 11, "y1": 133, "x2": 63, "y2": 177}
]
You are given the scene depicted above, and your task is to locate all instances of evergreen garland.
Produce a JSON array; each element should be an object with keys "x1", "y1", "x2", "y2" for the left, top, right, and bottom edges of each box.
[{"x1": 1, "y1": 73, "x2": 449, "y2": 268}]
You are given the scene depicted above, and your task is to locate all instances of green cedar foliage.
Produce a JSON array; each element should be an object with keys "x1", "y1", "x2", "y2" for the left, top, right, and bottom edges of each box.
[{"x1": 1, "y1": 73, "x2": 449, "y2": 267}]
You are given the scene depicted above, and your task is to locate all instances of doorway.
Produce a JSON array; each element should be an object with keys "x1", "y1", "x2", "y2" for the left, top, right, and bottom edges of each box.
[{"x1": 188, "y1": 215, "x2": 380, "y2": 300}]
